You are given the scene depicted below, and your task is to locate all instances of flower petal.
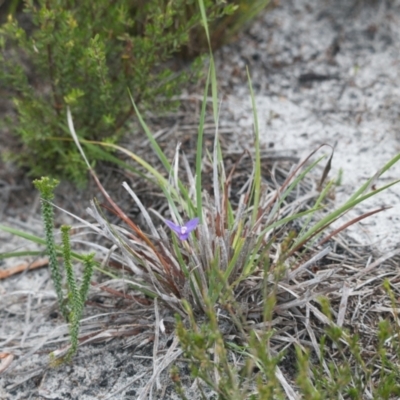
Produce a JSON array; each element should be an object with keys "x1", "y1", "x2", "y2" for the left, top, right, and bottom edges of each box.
[
  {"x1": 183, "y1": 218, "x2": 199, "y2": 233},
  {"x1": 179, "y1": 232, "x2": 190, "y2": 241},
  {"x1": 164, "y1": 220, "x2": 182, "y2": 235},
  {"x1": 165, "y1": 218, "x2": 199, "y2": 241}
]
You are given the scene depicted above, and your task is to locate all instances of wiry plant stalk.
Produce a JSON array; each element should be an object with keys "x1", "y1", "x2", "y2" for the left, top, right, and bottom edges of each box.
[
  {"x1": 80, "y1": 253, "x2": 95, "y2": 305},
  {"x1": 61, "y1": 225, "x2": 79, "y2": 320},
  {"x1": 33, "y1": 177, "x2": 68, "y2": 320},
  {"x1": 61, "y1": 225, "x2": 95, "y2": 361}
]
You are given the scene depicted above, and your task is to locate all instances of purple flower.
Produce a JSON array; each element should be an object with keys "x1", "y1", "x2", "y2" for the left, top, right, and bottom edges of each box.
[{"x1": 164, "y1": 218, "x2": 199, "y2": 241}]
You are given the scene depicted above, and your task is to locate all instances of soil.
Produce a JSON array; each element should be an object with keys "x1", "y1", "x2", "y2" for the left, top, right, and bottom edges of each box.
[{"x1": 1, "y1": 0, "x2": 400, "y2": 399}]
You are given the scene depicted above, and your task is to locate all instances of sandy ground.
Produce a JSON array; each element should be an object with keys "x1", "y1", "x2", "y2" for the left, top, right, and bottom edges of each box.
[
  {"x1": 1, "y1": 0, "x2": 400, "y2": 398},
  {"x1": 216, "y1": 0, "x2": 400, "y2": 252}
]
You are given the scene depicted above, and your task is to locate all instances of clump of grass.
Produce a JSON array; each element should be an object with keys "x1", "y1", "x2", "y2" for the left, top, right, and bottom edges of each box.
[{"x1": 58, "y1": 57, "x2": 400, "y2": 396}]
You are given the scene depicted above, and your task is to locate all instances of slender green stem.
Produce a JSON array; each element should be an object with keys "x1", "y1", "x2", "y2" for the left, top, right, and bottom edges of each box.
[{"x1": 33, "y1": 177, "x2": 68, "y2": 320}]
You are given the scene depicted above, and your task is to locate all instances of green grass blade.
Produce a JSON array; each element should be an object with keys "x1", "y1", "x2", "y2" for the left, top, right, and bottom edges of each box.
[
  {"x1": 210, "y1": 58, "x2": 218, "y2": 124},
  {"x1": 346, "y1": 152, "x2": 400, "y2": 203},
  {"x1": 0, "y1": 224, "x2": 114, "y2": 278},
  {"x1": 68, "y1": 139, "x2": 168, "y2": 190},
  {"x1": 195, "y1": 67, "x2": 211, "y2": 222},
  {"x1": 0, "y1": 250, "x2": 45, "y2": 259},
  {"x1": 247, "y1": 67, "x2": 261, "y2": 225},
  {"x1": 291, "y1": 179, "x2": 400, "y2": 252},
  {"x1": 197, "y1": 0, "x2": 210, "y2": 44},
  {"x1": 82, "y1": 142, "x2": 153, "y2": 183},
  {"x1": 229, "y1": 0, "x2": 271, "y2": 32},
  {"x1": 223, "y1": 237, "x2": 245, "y2": 282},
  {"x1": 128, "y1": 90, "x2": 172, "y2": 173},
  {"x1": 260, "y1": 207, "x2": 322, "y2": 238},
  {"x1": 298, "y1": 179, "x2": 335, "y2": 239},
  {"x1": 266, "y1": 156, "x2": 325, "y2": 225},
  {"x1": 127, "y1": 92, "x2": 195, "y2": 213},
  {"x1": 0, "y1": 224, "x2": 48, "y2": 246},
  {"x1": 197, "y1": 0, "x2": 218, "y2": 122}
]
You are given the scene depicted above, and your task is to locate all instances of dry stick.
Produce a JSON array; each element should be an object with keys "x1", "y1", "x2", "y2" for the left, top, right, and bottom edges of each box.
[
  {"x1": 0, "y1": 258, "x2": 48, "y2": 280},
  {"x1": 304, "y1": 304, "x2": 332, "y2": 378},
  {"x1": 138, "y1": 336, "x2": 183, "y2": 400},
  {"x1": 104, "y1": 369, "x2": 151, "y2": 400}
]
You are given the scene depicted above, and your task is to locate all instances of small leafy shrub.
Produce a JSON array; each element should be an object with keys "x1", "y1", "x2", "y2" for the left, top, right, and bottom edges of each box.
[
  {"x1": 0, "y1": 0, "x2": 241, "y2": 184},
  {"x1": 60, "y1": 65, "x2": 399, "y2": 395}
]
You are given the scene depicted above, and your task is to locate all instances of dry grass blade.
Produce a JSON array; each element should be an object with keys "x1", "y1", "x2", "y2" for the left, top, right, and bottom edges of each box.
[
  {"x1": 275, "y1": 286, "x2": 340, "y2": 312},
  {"x1": 317, "y1": 144, "x2": 334, "y2": 191},
  {"x1": 152, "y1": 298, "x2": 161, "y2": 392},
  {"x1": 122, "y1": 182, "x2": 160, "y2": 238},
  {"x1": 68, "y1": 108, "x2": 169, "y2": 269},
  {"x1": 337, "y1": 282, "x2": 352, "y2": 327},
  {"x1": 288, "y1": 246, "x2": 332, "y2": 280},
  {"x1": 263, "y1": 144, "x2": 327, "y2": 227},
  {"x1": 354, "y1": 248, "x2": 400, "y2": 279},
  {"x1": 304, "y1": 305, "x2": 329, "y2": 373},
  {"x1": 0, "y1": 353, "x2": 14, "y2": 374},
  {"x1": 275, "y1": 365, "x2": 300, "y2": 400},
  {"x1": 138, "y1": 336, "x2": 183, "y2": 399}
]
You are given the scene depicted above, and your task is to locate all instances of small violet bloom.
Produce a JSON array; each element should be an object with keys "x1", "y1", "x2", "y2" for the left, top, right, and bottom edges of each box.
[{"x1": 165, "y1": 218, "x2": 199, "y2": 241}]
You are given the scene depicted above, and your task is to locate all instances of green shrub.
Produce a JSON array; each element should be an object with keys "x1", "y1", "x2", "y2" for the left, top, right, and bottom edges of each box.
[{"x1": 0, "y1": 0, "x2": 241, "y2": 184}]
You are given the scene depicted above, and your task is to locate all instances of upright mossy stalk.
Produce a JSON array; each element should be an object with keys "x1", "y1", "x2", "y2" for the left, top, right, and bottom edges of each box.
[
  {"x1": 33, "y1": 177, "x2": 95, "y2": 362},
  {"x1": 33, "y1": 177, "x2": 68, "y2": 320},
  {"x1": 62, "y1": 225, "x2": 95, "y2": 361},
  {"x1": 61, "y1": 225, "x2": 80, "y2": 317}
]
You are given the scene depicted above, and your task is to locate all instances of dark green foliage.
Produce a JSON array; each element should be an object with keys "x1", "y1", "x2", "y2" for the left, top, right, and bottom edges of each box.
[{"x1": 0, "y1": 0, "x2": 240, "y2": 184}]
